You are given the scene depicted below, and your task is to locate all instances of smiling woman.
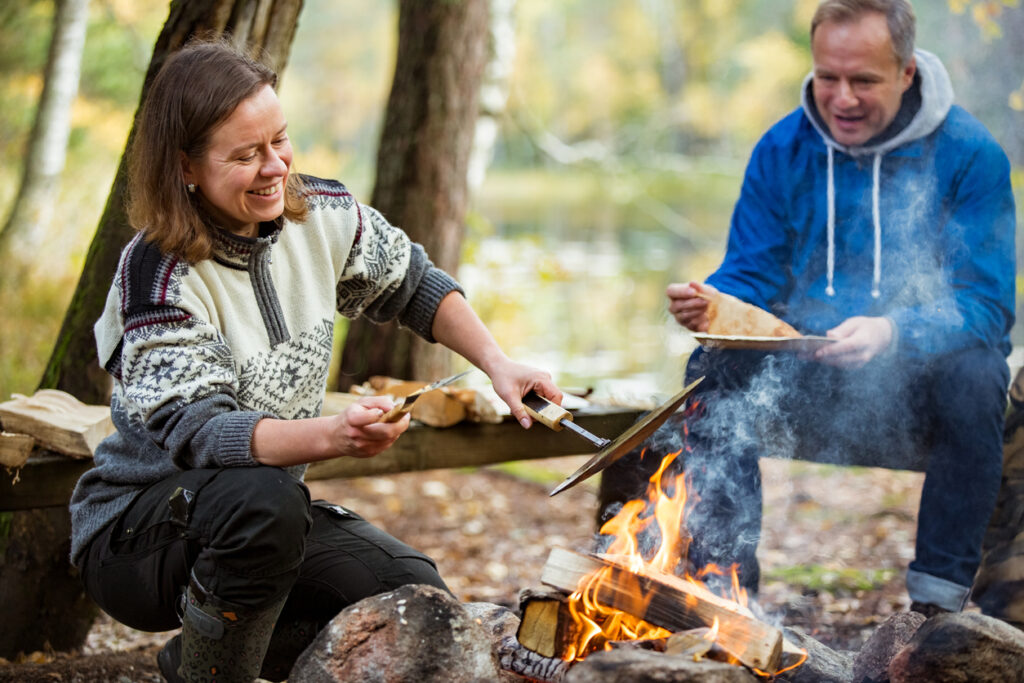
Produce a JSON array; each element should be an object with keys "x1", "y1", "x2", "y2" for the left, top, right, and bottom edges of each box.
[
  {"x1": 180, "y1": 85, "x2": 293, "y2": 239},
  {"x1": 70, "y1": 37, "x2": 564, "y2": 683},
  {"x1": 126, "y1": 43, "x2": 309, "y2": 261}
]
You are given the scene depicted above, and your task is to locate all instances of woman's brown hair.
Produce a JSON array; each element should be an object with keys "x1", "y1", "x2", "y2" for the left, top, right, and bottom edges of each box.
[{"x1": 127, "y1": 37, "x2": 307, "y2": 262}]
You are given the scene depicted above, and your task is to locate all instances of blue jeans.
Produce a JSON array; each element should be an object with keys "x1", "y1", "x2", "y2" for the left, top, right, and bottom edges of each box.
[{"x1": 600, "y1": 346, "x2": 1008, "y2": 611}]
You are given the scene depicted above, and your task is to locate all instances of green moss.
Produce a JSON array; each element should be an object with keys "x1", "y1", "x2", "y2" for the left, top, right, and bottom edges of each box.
[
  {"x1": 0, "y1": 511, "x2": 12, "y2": 557},
  {"x1": 763, "y1": 564, "x2": 897, "y2": 593},
  {"x1": 475, "y1": 460, "x2": 585, "y2": 488}
]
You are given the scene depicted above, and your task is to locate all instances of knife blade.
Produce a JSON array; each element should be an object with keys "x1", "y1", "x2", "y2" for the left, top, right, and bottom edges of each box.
[{"x1": 522, "y1": 391, "x2": 611, "y2": 450}]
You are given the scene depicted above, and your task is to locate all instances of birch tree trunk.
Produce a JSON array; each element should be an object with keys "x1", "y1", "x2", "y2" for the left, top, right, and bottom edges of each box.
[
  {"x1": 467, "y1": 0, "x2": 516, "y2": 191},
  {"x1": 337, "y1": 0, "x2": 490, "y2": 389},
  {"x1": 0, "y1": 0, "x2": 90, "y2": 278},
  {"x1": 39, "y1": 0, "x2": 303, "y2": 404}
]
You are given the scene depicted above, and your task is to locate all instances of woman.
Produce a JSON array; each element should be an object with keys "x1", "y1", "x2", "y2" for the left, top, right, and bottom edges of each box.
[{"x1": 69, "y1": 38, "x2": 562, "y2": 683}]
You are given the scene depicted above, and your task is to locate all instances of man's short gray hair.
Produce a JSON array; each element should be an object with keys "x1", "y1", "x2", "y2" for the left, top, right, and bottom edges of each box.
[{"x1": 811, "y1": 0, "x2": 916, "y2": 67}]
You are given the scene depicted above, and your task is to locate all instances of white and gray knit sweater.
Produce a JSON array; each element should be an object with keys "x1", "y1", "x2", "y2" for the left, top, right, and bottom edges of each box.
[{"x1": 69, "y1": 176, "x2": 461, "y2": 566}]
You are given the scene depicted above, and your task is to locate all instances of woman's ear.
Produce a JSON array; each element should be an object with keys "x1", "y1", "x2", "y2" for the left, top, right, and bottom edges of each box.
[{"x1": 180, "y1": 151, "x2": 194, "y2": 186}]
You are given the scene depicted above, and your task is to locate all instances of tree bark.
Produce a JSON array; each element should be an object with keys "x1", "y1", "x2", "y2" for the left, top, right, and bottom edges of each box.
[
  {"x1": 39, "y1": 0, "x2": 303, "y2": 404},
  {"x1": 0, "y1": 0, "x2": 90, "y2": 278},
  {"x1": 337, "y1": 0, "x2": 490, "y2": 390},
  {"x1": 0, "y1": 507, "x2": 96, "y2": 658}
]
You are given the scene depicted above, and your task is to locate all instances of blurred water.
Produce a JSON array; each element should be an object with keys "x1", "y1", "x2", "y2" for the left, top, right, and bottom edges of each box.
[
  {"x1": 460, "y1": 188, "x2": 730, "y2": 402},
  {"x1": 462, "y1": 173, "x2": 1024, "y2": 402}
]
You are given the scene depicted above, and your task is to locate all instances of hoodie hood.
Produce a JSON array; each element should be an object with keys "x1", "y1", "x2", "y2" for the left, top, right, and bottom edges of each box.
[
  {"x1": 800, "y1": 49, "x2": 954, "y2": 157},
  {"x1": 798, "y1": 49, "x2": 954, "y2": 298}
]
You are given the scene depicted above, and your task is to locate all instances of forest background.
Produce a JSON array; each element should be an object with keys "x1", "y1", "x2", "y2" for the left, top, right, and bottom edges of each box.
[{"x1": 1, "y1": 0, "x2": 1023, "y2": 405}]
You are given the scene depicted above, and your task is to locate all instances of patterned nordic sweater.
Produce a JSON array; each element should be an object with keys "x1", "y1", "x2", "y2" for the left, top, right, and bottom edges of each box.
[{"x1": 69, "y1": 176, "x2": 461, "y2": 566}]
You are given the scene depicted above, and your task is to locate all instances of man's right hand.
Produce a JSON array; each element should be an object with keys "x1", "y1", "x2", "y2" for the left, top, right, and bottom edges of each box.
[{"x1": 666, "y1": 281, "x2": 718, "y2": 332}]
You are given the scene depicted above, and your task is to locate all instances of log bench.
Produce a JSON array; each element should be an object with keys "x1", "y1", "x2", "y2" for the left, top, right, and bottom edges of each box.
[
  {"x1": 0, "y1": 405, "x2": 646, "y2": 512},
  {"x1": 0, "y1": 401, "x2": 941, "y2": 512}
]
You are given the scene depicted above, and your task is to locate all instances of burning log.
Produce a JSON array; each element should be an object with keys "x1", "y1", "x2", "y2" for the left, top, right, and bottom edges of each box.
[
  {"x1": 497, "y1": 634, "x2": 572, "y2": 683},
  {"x1": 664, "y1": 627, "x2": 715, "y2": 659},
  {"x1": 540, "y1": 547, "x2": 785, "y2": 674}
]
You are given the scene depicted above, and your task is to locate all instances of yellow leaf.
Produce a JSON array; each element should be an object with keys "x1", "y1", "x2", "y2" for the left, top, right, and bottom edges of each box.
[{"x1": 1009, "y1": 86, "x2": 1024, "y2": 112}]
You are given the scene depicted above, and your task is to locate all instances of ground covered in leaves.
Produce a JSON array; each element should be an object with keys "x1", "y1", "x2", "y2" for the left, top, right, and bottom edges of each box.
[{"x1": 0, "y1": 456, "x2": 927, "y2": 682}]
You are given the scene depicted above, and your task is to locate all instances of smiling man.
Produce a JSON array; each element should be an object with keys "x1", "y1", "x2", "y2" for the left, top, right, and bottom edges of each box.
[
  {"x1": 810, "y1": 7, "x2": 916, "y2": 148},
  {"x1": 601, "y1": 0, "x2": 1016, "y2": 620}
]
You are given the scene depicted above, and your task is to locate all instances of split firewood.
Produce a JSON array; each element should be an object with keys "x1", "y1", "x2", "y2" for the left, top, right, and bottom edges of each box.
[
  {"x1": 320, "y1": 391, "x2": 360, "y2": 416},
  {"x1": 606, "y1": 637, "x2": 666, "y2": 652},
  {"x1": 0, "y1": 431, "x2": 35, "y2": 469},
  {"x1": 326, "y1": 384, "x2": 467, "y2": 427},
  {"x1": 540, "y1": 547, "x2": 784, "y2": 674},
  {"x1": 664, "y1": 627, "x2": 715, "y2": 660},
  {"x1": 517, "y1": 588, "x2": 575, "y2": 658},
  {"x1": 698, "y1": 290, "x2": 800, "y2": 338},
  {"x1": 354, "y1": 378, "x2": 501, "y2": 428},
  {"x1": 0, "y1": 390, "x2": 113, "y2": 458},
  {"x1": 449, "y1": 387, "x2": 503, "y2": 424}
]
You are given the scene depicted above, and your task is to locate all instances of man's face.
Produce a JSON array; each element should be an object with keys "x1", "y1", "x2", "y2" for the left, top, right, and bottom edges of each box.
[{"x1": 811, "y1": 12, "x2": 916, "y2": 147}]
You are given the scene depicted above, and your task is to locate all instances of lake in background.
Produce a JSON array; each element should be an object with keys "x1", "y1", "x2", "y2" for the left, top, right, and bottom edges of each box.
[{"x1": 457, "y1": 167, "x2": 1024, "y2": 402}]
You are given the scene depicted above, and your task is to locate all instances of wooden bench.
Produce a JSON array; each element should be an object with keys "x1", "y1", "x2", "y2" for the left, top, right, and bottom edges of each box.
[
  {"x1": 0, "y1": 405, "x2": 646, "y2": 512},
  {"x1": 1, "y1": 401, "x2": 936, "y2": 513}
]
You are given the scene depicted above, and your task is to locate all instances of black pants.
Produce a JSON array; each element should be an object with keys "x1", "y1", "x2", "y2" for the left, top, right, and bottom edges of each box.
[{"x1": 79, "y1": 466, "x2": 448, "y2": 634}]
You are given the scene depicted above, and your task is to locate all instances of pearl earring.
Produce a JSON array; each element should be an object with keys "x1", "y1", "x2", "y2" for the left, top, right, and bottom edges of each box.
[{"x1": 187, "y1": 183, "x2": 196, "y2": 193}]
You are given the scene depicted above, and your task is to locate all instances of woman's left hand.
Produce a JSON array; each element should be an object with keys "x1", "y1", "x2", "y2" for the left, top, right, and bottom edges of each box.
[{"x1": 486, "y1": 359, "x2": 563, "y2": 429}]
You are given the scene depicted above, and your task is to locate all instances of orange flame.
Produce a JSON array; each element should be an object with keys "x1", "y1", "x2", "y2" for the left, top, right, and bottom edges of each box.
[
  {"x1": 561, "y1": 446, "x2": 761, "y2": 667},
  {"x1": 705, "y1": 617, "x2": 720, "y2": 641}
]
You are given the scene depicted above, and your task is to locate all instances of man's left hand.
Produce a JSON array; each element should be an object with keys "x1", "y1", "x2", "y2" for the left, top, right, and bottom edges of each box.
[{"x1": 813, "y1": 316, "x2": 894, "y2": 368}]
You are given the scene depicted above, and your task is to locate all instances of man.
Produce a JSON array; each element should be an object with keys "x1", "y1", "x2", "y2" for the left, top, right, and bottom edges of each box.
[{"x1": 602, "y1": 0, "x2": 1015, "y2": 616}]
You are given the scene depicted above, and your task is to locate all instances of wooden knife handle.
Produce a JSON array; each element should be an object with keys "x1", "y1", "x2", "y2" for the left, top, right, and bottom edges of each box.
[
  {"x1": 522, "y1": 391, "x2": 571, "y2": 431},
  {"x1": 380, "y1": 399, "x2": 412, "y2": 423}
]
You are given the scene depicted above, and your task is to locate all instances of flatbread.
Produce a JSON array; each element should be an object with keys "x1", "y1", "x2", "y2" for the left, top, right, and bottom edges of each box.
[{"x1": 698, "y1": 290, "x2": 800, "y2": 338}]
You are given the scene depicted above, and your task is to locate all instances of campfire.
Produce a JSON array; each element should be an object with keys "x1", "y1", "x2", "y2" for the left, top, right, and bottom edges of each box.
[{"x1": 514, "y1": 444, "x2": 807, "y2": 678}]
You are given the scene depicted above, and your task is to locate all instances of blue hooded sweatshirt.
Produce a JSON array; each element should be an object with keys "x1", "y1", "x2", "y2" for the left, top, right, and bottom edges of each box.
[{"x1": 705, "y1": 50, "x2": 1015, "y2": 360}]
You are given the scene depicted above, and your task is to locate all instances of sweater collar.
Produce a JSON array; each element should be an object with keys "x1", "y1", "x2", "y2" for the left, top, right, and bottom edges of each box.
[{"x1": 210, "y1": 219, "x2": 282, "y2": 269}]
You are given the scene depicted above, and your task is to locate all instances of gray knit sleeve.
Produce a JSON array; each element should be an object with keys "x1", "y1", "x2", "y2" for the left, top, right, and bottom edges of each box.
[
  {"x1": 360, "y1": 242, "x2": 464, "y2": 342},
  {"x1": 148, "y1": 393, "x2": 271, "y2": 469}
]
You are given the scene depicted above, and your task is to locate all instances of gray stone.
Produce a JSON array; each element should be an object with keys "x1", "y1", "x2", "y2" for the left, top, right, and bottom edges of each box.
[
  {"x1": 289, "y1": 584, "x2": 502, "y2": 682},
  {"x1": 851, "y1": 612, "x2": 926, "y2": 683},
  {"x1": 563, "y1": 648, "x2": 757, "y2": 683},
  {"x1": 463, "y1": 601, "x2": 520, "y2": 642},
  {"x1": 463, "y1": 602, "x2": 527, "y2": 683},
  {"x1": 888, "y1": 611, "x2": 1024, "y2": 683},
  {"x1": 777, "y1": 627, "x2": 853, "y2": 683}
]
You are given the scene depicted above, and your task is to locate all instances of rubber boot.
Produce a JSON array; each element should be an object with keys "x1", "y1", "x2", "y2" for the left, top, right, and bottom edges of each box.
[
  {"x1": 161, "y1": 578, "x2": 287, "y2": 683},
  {"x1": 258, "y1": 618, "x2": 321, "y2": 682}
]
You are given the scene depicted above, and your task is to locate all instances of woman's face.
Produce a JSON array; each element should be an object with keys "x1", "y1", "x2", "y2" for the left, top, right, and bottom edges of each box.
[{"x1": 182, "y1": 84, "x2": 293, "y2": 238}]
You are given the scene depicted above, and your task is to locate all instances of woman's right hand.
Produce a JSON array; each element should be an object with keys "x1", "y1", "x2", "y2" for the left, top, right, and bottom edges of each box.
[
  {"x1": 326, "y1": 396, "x2": 411, "y2": 459},
  {"x1": 666, "y1": 281, "x2": 717, "y2": 332}
]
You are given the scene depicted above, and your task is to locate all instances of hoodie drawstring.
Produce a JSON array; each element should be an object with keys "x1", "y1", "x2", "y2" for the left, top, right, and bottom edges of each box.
[
  {"x1": 824, "y1": 147, "x2": 882, "y2": 300},
  {"x1": 870, "y1": 153, "x2": 882, "y2": 299},
  {"x1": 826, "y1": 146, "x2": 836, "y2": 297}
]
